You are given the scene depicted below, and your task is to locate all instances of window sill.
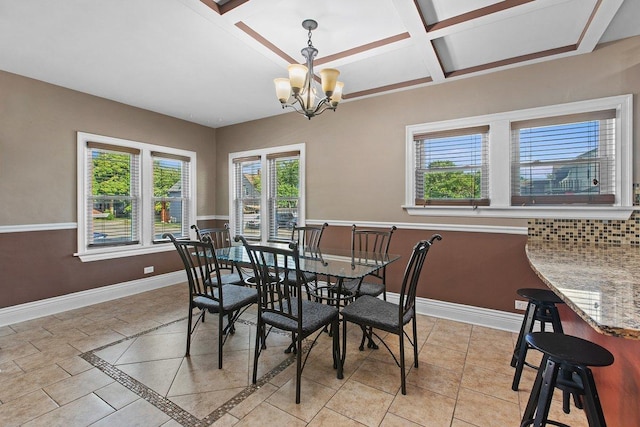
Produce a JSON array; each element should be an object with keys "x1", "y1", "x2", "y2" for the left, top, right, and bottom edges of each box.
[
  {"x1": 74, "y1": 243, "x2": 174, "y2": 262},
  {"x1": 402, "y1": 205, "x2": 635, "y2": 220}
]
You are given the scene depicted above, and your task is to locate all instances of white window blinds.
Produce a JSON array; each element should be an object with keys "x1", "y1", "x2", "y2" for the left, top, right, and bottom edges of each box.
[
  {"x1": 86, "y1": 142, "x2": 140, "y2": 247},
  {"x1": 414, "y1": 126, "x2": 489, "y2": 206},
  {"x1": 232, "y1": 156, "x2": 261, "y2": 240},
  {"x1": 511, "y1": 110, "x2": 616, "y2": 205},
  {"x1": 151, "y1": 152, "x2": 191, "y2": 240},
  {"x1": 267, "y1": 151, "x2": 300, "y2": 242}
]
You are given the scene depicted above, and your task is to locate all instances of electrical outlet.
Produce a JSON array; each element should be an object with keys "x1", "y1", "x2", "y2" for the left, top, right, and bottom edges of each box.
[
  {"x1": 144, "y1": 266, "x2": 154, "y2": 274},
  {"x1": 515, "y1": 300, "x2": 528, "y2": 310}
]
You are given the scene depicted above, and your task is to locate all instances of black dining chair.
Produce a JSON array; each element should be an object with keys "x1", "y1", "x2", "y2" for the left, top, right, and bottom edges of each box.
[
  {"x1": 291, "y1": 222, "x2": 328, "y2": 250},
  {"x1": 342, "y1": 224, "x2": 396, "y2": 350},
  {"x1": 284, "y1": 222, "x2": 328, "y2": 294},
  {"x1": 191, "y1": 224, "x2": 249, "y2": 286},
  {"x1": 165, "y1": 233, "x2": 257, "y2": 369},
  {"x1": 236, "y1": 235, "x2": 343, "y2": 404},
  {"x1": 343, "y1": 224, "x2": 397, "y2": 300},
  {"x1": 340, "y1": 234, "x2": 442, "y2": 395}
]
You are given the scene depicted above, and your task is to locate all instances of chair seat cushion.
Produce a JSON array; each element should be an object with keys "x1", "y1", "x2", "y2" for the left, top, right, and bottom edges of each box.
[
  {"x1": 206, "y1": 273, "x2": 244, "y2": 287},
  {"x1": 193, "y1": 284, "x2": 257, "y2": 313},
  {"x1": 284, "y1": 270, "x2": 316, "y2": 285},
  {"x1": 342, "y1": 279, "x2": 384, "y2": 297},
  {"x1": 341, "y1": 295, "x2": 413, "y2": 333},
  {"x1": 262, "y1": 298, "x2": 338, "y2": 335}
]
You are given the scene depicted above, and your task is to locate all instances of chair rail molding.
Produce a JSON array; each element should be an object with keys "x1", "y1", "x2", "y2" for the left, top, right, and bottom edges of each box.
[
  {"x1": 0, "y1": 223, "x2": 77, "y2": 233},
  {"x1": 307, "y1": 219, "x2": 527, "y2": 235},
  {"x1": 194, "y1": 216, "x2": 526, "y2": 235}
]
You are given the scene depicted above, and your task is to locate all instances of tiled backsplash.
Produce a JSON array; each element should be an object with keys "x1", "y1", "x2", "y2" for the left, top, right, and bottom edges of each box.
[{"x1": 527, "y1": 184, "x2": 640, "y2": 246}]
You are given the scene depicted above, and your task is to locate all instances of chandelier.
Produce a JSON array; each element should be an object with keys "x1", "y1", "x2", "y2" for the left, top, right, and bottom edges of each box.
[{"x1": 273, "y1": 19, "x2": 344, "y2": 120}]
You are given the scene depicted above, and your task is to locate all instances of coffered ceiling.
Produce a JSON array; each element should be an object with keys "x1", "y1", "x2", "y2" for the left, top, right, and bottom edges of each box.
[{"x1": 0, "y1": 0, "x2": 637, "y2": 127}]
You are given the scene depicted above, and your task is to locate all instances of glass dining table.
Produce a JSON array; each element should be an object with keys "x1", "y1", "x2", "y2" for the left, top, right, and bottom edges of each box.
[
  {"x1": 216, "y1": 242, "x2": 401, "y2": 358},
  {"x1": 215, "y1": 242, "x2": 401, "y2": 306}
]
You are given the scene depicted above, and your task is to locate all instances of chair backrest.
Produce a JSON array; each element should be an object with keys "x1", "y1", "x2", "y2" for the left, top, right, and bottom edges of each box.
[
  {"x1": 351, "y1": 224, "x2": 396, "y2": 254},
  {"x1": 191, "y1": 224, "x2": 234, "y2": 270},
  {"x1": 351, "y1": 224, "x2": 397, "y2": 280},
  {"x1": 237, "y1": 236, "x2": 305, "y2": 326},
  {"x1": 291, "y1": 223, "x2": 328, "y2": 252},
  {"x1": 165, "y1": 233, "x2": 223, "y2": 304},
  {"x1": 191, "y1": 224, "x2": 233, "y2": 248},
  {"x1": 398, "y1": 234, "x2": 442, "y2": 321}
]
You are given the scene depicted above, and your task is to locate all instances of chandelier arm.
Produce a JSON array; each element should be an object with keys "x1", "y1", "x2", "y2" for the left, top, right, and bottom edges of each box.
[
  {"x1": 291, "y1": 93, "x2": 308, "y2": 111},
  {"x1": 290, "y1": 92, "x2": 316, "y2": 119},
  {"x1": 310, "y1": 105, "x2": 335, "y2": 117},
  {"x1": 280, "y1": 101, "x2": 316, "y2": 118},
  {"x1": 310, "y1": 98, "x2": 336, "y2": 116},
  {"x1": 283, "y1": 95, "x2": 338, "y2": 119}
]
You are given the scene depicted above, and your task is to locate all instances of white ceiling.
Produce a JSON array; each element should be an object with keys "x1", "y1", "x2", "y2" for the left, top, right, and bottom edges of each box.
[{"x1": 0, "y1": 0, "x2": 638, "y2": 127}]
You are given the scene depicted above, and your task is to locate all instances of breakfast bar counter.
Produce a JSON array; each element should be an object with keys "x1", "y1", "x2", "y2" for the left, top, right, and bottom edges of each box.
[{"x1": 525, "y1": 240, "x2": 640, "y2": 340}]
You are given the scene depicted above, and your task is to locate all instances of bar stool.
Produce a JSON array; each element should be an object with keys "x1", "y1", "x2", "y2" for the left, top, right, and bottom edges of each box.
[
  {"x1": 520, "y1": 332, "x2": 614, "y2": 427},
  {"x1": 511, "y1": 288, "x2": 565, "y2": 391}
]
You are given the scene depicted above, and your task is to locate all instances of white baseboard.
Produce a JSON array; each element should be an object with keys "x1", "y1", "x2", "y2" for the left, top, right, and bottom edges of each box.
[
  {"x1": 0, "y1": 271, "x2": 185, "y2": 327},
  {"x1": 386, "y1": 293, "x2": 523, "y2": 333}
]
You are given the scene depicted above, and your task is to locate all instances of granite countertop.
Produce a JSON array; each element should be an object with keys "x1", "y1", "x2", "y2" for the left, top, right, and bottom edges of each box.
[{"x1": 526, "y1": 241, "x2": 640, "y2": 340}]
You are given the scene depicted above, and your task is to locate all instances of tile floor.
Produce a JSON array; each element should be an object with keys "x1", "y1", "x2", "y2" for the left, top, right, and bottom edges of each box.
[{"x1": 0, "y1": 284, "x2": 591, "y2": 427}]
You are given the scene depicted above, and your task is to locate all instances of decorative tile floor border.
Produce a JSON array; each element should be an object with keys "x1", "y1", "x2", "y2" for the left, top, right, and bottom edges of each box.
[{"x1": 80, "y1": 317, "x2": 308, "y2": 427}]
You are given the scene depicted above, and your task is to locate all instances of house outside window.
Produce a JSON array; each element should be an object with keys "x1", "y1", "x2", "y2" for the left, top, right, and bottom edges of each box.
[
  {"x1": 511, "y1": 112, "x2": 615, "y2": 206},
  {"x1": 151, "y1": 152, "x2": 192, "y2": 240},
  {"x1": 77, "y1": 132, "x2": 196, "y2": 261},
  {"x1": 87, "y1": 144, "x2": 140, "y2": 247},
  {"x1": 230, "y1": 144, "x2": 304, "y2": 243},
  {"x1": 232, "y1": 156, "x2": 262, "y2": 240}
]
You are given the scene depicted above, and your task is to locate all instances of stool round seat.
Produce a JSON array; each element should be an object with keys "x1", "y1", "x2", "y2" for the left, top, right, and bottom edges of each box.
[
  {"x1": 526, "y1": 332, "x2": 614, "y2": 367},
  {"x1": 521, "y1": 332, "x2": 614, "y2": 427},
  {"x1": 511, "y1": 288, "x2": 565, "y2": 391},
  {"x1": 517, "y1": 288, "x2": 564, "y2": 305}
]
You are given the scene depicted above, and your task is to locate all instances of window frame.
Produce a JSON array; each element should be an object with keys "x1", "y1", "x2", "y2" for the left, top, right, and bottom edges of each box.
[
  {"x1": 76, "y1": 132, "x2": 197, "y2": 262},
  {"x1": 414, "y1": 126, "x2": 490, "y2": 206},
  {"x1": 229, "y1": 143, "x2": 305, "y2": 243},
  {"x1": 404, "y1": 95, "x2": 633, "y2": 220},
  {"x1": 510, "y1": 110, "x2": 617, "y2": 206},
  {"x1": 151, "y1": 151, "x2": 192, "y2": 241}
]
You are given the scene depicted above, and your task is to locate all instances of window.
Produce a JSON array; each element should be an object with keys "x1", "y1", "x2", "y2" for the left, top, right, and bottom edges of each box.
[
  {"x1": 152, "y1": 152, "x2": 192, "y2": 240},
  {"x1": 232, "y1": 156, "x2": 262, "y2": 239},
  {"x1": 405, "y1": 95, "x2": 633, "y2": 219},
  {"x1": 511, "y1": 111, "x2": 615, "y2": 205},
  {"x1": 86, "y1": 143, "x2": 141, "y2": 247},
  {"x1": 77, "y1": 132, "x2": 196, "y2": 261},
  {"x1": 230, "y1": 144, "x2": 304, "y2": 242},
  {"x1": 414, "y1": 126, "x2": 489, "y2": 206}
]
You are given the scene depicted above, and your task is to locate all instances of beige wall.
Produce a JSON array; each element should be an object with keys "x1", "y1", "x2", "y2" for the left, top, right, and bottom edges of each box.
[
  {"x1": 0, "y1": 70, "x2": 217, "y2": 308},
  {"x1": 0, "y1": 70, "x2": 218, "y2": 225},
  {"x1": 216, "y1": 35, "x2": 640, "y2": 227}
]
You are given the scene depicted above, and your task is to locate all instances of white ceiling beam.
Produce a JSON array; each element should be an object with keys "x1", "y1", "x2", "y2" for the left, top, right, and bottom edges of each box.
[
  {"x1": 577, "y1": 0, "x2": 624, "y2": 52},
  {"x1": 393, "y1": 0, "x2": 444, "y2": 82}
]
